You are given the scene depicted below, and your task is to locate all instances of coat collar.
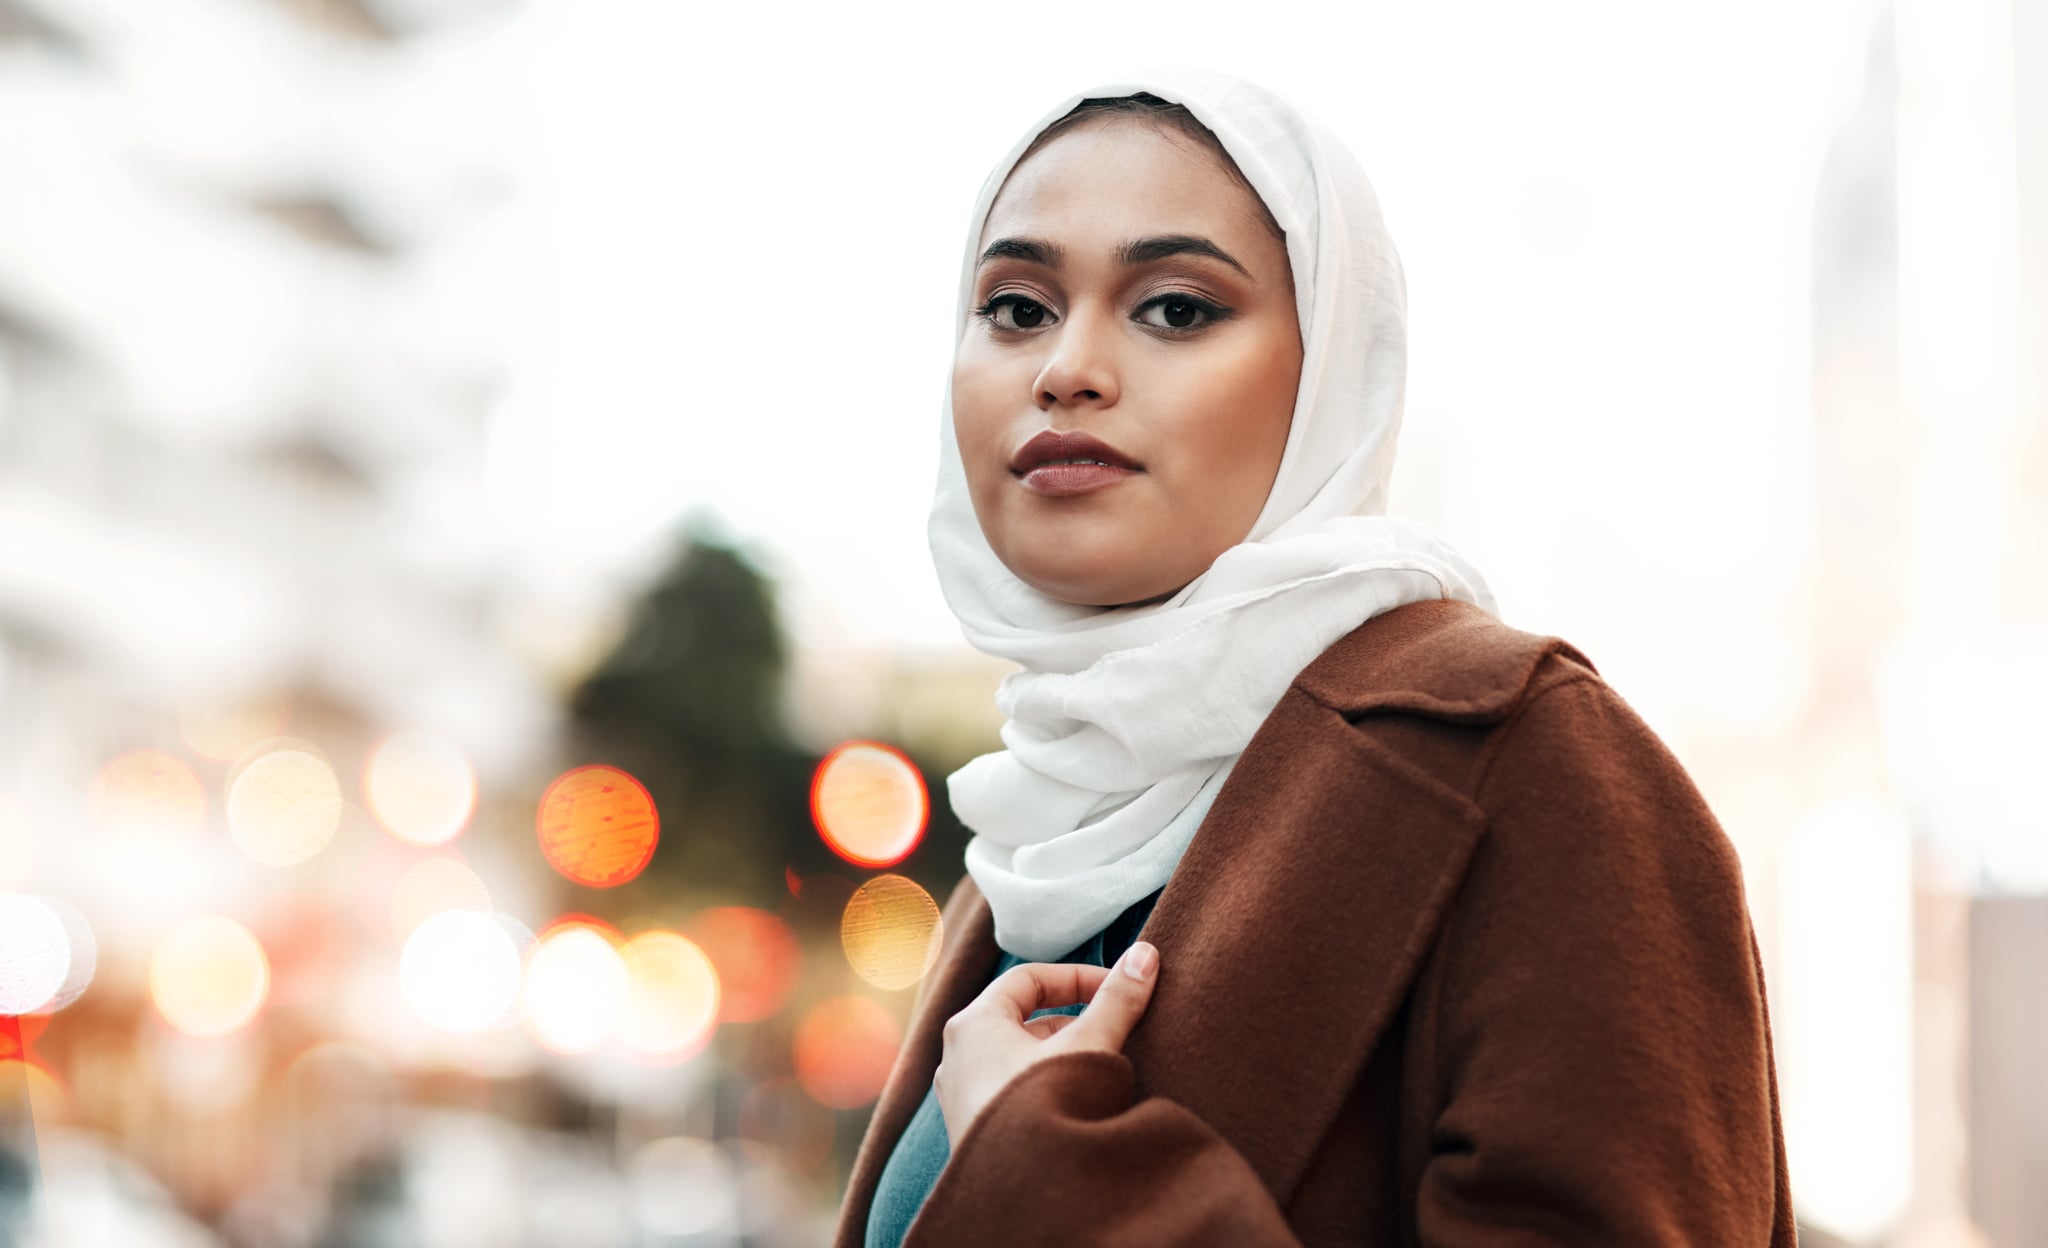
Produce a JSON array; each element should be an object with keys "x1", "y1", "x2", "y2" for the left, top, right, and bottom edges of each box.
[{"x1": 835, "y1": 600, "x2": 1587, "y2": 1241}]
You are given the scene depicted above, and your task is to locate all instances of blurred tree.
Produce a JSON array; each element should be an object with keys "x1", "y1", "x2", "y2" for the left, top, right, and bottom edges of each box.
[{"x1": 564, "y1": 523, "x2": 969, "y2": 922}]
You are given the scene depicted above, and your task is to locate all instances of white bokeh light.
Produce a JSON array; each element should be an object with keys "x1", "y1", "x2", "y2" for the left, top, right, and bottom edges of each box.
[{"x1": 400, "y1": 910, "x2": 526, "y2": 1033}]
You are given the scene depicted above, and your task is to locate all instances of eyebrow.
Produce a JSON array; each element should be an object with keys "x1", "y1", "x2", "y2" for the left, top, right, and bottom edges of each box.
[
  {"x1": 979, "y1": 237, "x2": 1063, "y2": 267},
  {"x1": 1118, "y1": 234, "x2": 1252, "y2": 278},
  {"x1": 977, "y1": 233, "x2": 1252, "y2": 279}
]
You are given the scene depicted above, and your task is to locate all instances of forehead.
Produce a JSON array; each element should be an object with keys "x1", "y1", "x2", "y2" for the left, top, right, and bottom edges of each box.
[{"x1": 981, "y1": 119, "x2": 1277, "y2": 256}]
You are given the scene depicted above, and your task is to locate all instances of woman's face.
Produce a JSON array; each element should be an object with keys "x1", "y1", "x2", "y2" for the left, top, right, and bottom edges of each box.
[{"x1": 952, "y1": 117, "x2": 1304, "y2": 608}]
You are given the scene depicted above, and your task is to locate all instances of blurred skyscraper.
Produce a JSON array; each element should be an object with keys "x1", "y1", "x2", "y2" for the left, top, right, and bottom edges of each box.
[{"x1": 1799, "y1": 1, "x2": 2048, "y2": 1244}]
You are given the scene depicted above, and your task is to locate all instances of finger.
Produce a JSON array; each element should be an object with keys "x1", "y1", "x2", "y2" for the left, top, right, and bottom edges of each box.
[
  {"x1": 979, "y1": 961, "x2": 1113, "y2": 1024},
  {"x1": 1064, "y1": 941, "x2": 1159, "y2": 1053}
]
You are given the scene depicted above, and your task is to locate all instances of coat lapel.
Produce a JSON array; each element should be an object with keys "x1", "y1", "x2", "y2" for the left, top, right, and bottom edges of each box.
[{"x1": 1120, "y1": 683, "x2": 1487, "y2": 1207}]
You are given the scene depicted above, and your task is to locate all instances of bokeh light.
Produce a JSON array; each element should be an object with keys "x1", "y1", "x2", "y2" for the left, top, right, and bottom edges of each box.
[
  {"x1": 226, "y1": 743, "x2": 342, "y2": 867},
  {"x1": 89, "y1": 749, "x2": 205, "y2": 836},
  {"x1": 388, "y1": 855, "x2": 493, "y2": 941},
  {"x1": 810, "y1": 741, "x2": 928, "y2": 869},
  {"x1": 617, "y1": 931, "x2": 719, "y2": 1064},
  {"x1": 535, "y1": 765, "x2": 659, "y2": 888},
  {"x1": 0, "y1": 894, "x2": 72, "y2": 1014},
  {"x1": 792, "y1": 994, "x2": 900, "y2": 1110},
  {"x1": 521, "y1": 923, "x2": 629, "y2": 1055},
  {"x1": 0, "y1": 793, "x2": 34, "y2": 891},
  {"x1": 364, "y1": 729, "x2": 478, "y2": 847},
  {"x1": 399, "y1": 910, "x2": 525, "y2": 1034},
  {"x1": 149, "y1": 915, "x2": 271, "y2": 1038},
  {"x1": 34, "y1": 896, "x2": 95, "y2": 1013},
  {"x1": 178, "y1": 694, "x2": 290, "y2": 763},
  {"x1": 840, "y1": 874, "x2": 943, "y2": 991},
  {"x1": 684, "y1": 906, "x2": 801, "y2": 1023},
  {"x1": 0, "y1": 1013, "x2": 50, "y2": 1061}
]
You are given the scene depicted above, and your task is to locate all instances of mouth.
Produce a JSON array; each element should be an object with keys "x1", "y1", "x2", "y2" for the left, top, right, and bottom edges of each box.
[{"x1": 1009, "y1": 429, "x2": 1142, "y2": 475}]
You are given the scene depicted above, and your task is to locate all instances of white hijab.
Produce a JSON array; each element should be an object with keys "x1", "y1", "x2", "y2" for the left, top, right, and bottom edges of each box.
[{"x1": 930, "y1": 69, "x2": 1498, "y2": 961}]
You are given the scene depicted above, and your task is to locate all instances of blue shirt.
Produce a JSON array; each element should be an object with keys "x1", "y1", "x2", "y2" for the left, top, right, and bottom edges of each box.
[{"x1": 863, "y1": 887, "x2": 1163, "y2": 1248}]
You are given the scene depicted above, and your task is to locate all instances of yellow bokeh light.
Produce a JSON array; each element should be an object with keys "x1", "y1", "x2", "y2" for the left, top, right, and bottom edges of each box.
[
  {"x1": 364, "y1": 730, "x2": 478, "y2": 847},
  {"x1": 0, "y1": 794, "x2": 35, "y2": 891},
  {"x1": 792, "y1": 994, "x2": 900, "y2": 1110},
  {"x1": 521, "y1": 924, "x2": 629, "y2": 1055},
  {"x1": 811, "y1": 741, "x2": 928, "y2": 869},
  {"x1": 618, "y1": 931, "x2": 719, "y2": 1064},
  {"x1": 150, "y1": 915, "x2": 270, "y2": 1038},
  {"x1": 399, "y1": 910, "x2": 523, "y2": 1033},
  {"x1": 226, "y1": 744, "x2": 342, "y2": 867},
  {"x1": 89, "y1": 749, "x2": 205, "y2": 837},
  {"x1": 840, "y1": 874, "x2": 944, "y2": 991},
  {"x1": 179, "y1": 694, "x2": 290, "y2": 763},
  {"x1": 388, "y1": 855, "x2": 493, "y2": 941}
]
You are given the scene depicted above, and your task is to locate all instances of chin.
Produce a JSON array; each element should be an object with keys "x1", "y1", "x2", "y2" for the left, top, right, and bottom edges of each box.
[
  {"x1": 1014, "y1": 559, "x2": 1190, "y2": 610},
  {"x1": 992, "y1": 522, "x2": 1206, "y2": 608}
]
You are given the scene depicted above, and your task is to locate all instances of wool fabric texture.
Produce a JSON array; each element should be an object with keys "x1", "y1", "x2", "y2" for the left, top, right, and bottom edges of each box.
[{"x1": 931, "y1": 69, "x2": 1497, "y2": 961}]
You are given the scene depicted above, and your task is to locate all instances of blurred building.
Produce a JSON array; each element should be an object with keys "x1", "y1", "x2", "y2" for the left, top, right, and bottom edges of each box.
[
  {"x1": 0, "y1": 0, "x2": 572, "y2": 1239},
  {"x1": 1795, "y1": 1, "x2": 2048, "y2": 1245}
]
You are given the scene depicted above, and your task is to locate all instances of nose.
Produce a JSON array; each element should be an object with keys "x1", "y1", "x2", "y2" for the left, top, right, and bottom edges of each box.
[{"x1": 1032, "y1": 309, "x2": 1120, "y2": 410}]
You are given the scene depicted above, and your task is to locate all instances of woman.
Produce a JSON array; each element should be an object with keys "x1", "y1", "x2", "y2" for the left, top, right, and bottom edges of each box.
[{"x1": 838, "y1": 69, "x2": 1795, "y2": 1246}]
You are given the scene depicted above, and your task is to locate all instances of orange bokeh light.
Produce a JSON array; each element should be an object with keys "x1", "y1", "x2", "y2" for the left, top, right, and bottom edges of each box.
[
  {"x1": 840, "y1": 874, "x2": 944, "y2": 991},
  {"x1": 0, "y1": 1013, "x2": 49, "y2": 1061},
  {"x1": 89, "y1": 749, "x2": 205, "y2": 836},
  {"x1": 684, "y1": 906, "x2": 801, "y2": 1023},
  {"x1": 810, "y1": 741, "x2": 928, "y2": 869},
  {"x1": 792, "y1": 994, "x2": 900, "y2": 1110},
  {"x1": 535, "y1": 765, "x2": 659, "y2": 888}
]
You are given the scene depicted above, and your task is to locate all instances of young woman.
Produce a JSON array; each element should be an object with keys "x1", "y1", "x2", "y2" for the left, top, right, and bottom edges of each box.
[{"x1": 837, "y1": 69, "x2": 1795, "y2": 1246}]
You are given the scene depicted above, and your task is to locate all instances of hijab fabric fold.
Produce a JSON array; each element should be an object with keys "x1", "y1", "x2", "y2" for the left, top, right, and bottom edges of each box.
[{"x1": 930, "y1": 69, "x2": 1498, "y2": 961}]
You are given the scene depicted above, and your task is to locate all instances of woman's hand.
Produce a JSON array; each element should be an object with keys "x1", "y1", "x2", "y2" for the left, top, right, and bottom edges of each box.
[{"x1": 934, "y1": 941, "x2": 1160, "y2": 1151}]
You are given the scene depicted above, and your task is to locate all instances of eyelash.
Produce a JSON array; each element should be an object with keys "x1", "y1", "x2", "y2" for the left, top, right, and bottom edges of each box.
[{"x1": 971, "y1": 292, "x2": 1234, "y2": 335}]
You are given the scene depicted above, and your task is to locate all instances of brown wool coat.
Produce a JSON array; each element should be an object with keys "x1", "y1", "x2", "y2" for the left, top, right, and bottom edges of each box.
[{"x1": 833, "y1": 597, "x2": 1798, "y2": 1247}]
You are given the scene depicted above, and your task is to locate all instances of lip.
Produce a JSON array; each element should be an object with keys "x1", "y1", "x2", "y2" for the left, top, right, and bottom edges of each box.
[
  {"x1": 1009, "y1": 430, "x2": 1142, "y2": 498},
  {"x1": 1009, "y1": 429, "x2": 1142, "y2": 475}
]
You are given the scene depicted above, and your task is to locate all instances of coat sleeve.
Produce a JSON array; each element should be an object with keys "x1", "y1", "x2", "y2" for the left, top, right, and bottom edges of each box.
[
  {"x1": 1413, "y1": 674, "x2": 1796, "y2": 1246},
  {"x1": 902, "y1": 1048, "x2": 1306, "y2": 1246}
]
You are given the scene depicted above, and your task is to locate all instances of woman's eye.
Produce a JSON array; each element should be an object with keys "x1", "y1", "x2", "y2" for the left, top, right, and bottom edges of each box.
[
  {"x1": 979, "y1": 295, "x2": 1054, "y2": 331},
  {"x1": 1135, "y1": 295, "x2": 1227, "y2": 332}
]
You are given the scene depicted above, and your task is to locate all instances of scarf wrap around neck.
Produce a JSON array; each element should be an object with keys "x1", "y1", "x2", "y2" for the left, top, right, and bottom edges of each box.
[{"x1": 930, "y1": 69, "x2": 1498, "y2": 961}]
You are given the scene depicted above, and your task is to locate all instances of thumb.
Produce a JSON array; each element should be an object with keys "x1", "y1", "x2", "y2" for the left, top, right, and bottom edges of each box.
[{"x1": 1066, "y1": 940, "x2": 1160, "y2": 1053}]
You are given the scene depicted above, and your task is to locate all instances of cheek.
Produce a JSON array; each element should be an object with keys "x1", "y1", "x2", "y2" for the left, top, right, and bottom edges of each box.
[
  {"x1": 1169, "y1": 336, "x2": 1299, "y2": 485},
  {"x1": 950, "y1": 350, "x2": 1017, "y2": 503}
]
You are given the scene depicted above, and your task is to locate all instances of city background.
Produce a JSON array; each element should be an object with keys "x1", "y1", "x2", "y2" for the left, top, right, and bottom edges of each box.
[{"x1": 0, "y1": 0, "x2": 2043, "y2": 1244}]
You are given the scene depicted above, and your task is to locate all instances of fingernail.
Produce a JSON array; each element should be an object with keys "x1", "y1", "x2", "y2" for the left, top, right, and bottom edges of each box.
[{"x1": 1124, "y1": 941, "x2": 1157, "y2": 982}]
